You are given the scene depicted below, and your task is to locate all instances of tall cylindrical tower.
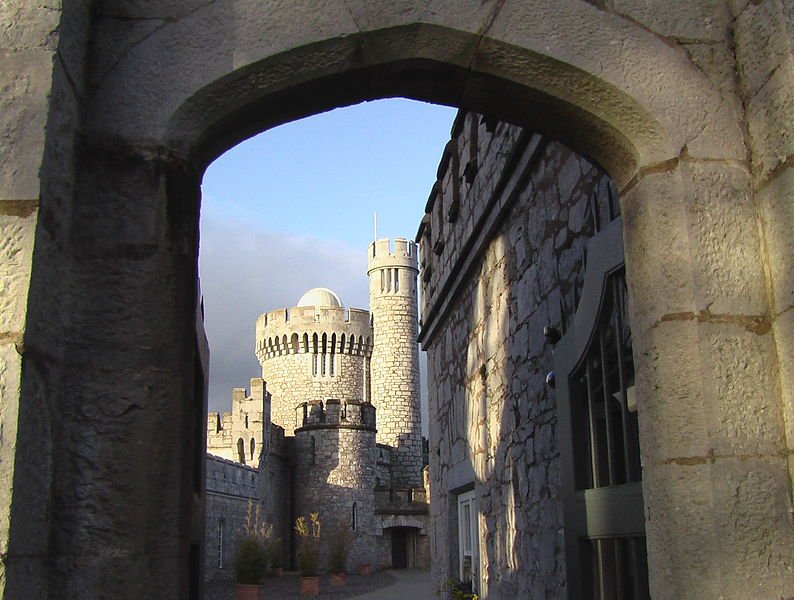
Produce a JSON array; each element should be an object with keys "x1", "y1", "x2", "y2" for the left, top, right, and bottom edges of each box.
[{"x1": 367, "y1": 238, "x2": 422, "y2": 486}]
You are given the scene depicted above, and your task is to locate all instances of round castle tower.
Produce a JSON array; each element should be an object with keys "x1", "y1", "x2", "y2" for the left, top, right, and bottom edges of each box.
[
  {"x1": 256, "y1": 289, "x2": 373, "y2": 435},
  {"x1": 367, "y1": 238, "x2": 422, "y2": 487},
  {"x1": 293, "y1": 399, "x2": 377, "y2": 569}
]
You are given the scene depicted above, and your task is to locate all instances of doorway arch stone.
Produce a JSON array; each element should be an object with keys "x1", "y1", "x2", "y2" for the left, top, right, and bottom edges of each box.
[{"x1": 3, "y1": 2, "x2": 793, "y2": 599}]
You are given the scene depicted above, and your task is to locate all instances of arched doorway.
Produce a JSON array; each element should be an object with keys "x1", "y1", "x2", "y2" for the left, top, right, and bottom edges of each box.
[{"x1": 5, "y1": 3, "x2": 791, "y2": 599}]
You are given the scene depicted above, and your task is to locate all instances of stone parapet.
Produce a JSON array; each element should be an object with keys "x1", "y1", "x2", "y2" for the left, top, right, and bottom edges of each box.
[
  {"x1": 256, "y1": 306, "x2": 372, "y2": 361},
  {"x1": 294, "y1": 399, "x2": 376, "y2": 431}
]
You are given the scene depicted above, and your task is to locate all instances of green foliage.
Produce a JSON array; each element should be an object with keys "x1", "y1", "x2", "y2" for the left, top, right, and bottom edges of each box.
[
  {"x1": 233, "y1": 536, "x2": 268, "y2": 585},
  {"x1": 232, "y1": 500, "x2": 273, "y2": 584},
  {"x1": 295, "y1": 513, "x2": 321, "y2": 576},
  {"x1": 327, "y1": 526, "x2": 351, "y2": 574},
  {"x1": 437, "y1": 578, "x2": 478, "y2": 600}
]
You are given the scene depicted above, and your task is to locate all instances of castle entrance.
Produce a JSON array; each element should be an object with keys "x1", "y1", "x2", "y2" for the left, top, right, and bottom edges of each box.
[{"x1": 389, "y1": 527, "x2": 420, "y2": 569}]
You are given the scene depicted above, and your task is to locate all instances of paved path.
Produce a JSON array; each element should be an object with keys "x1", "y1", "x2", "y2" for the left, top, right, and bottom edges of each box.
[{"x1": 347, "y1": 569, "x2": 433, "y2": 599}]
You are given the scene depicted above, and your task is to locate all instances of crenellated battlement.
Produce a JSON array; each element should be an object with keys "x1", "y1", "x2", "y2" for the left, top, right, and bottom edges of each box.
[
  {"x1": 256, "y1": 306, "x2": 372, "y2": 360},
  {"x1": 367, "y1": 238, "x2": 419, "y2": 274},
  {"x1": 294, "y1": 399, "x2": 376, "y2": 431}
]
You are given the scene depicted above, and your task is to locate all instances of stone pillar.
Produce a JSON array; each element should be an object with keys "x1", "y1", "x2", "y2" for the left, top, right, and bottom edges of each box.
[
  {"x1": 622, "y1": 159, "x2": 794, "y2": 599},
  {"x1": 368, "y1": 238, "x2": 422, "y2": 487},
  {"x1": 6, "y1": 138, "x2": 206, "y2": 598}
]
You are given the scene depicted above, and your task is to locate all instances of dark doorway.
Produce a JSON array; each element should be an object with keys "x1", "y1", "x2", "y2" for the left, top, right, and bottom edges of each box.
[{"x1": 391, "y1": 529, "x2": 409, "y2": 569}]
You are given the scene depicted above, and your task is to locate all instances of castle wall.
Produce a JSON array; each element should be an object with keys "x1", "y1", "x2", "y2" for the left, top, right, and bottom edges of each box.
[
  {"x1": 204, "y1": 455, "x2": 260, "y2": 581},
  {"x1": 420, "y1": 111, "x2": 613, "y2": 598},
  {"x1": 293, "y1": 401, "x2": 377, "y2": 572}
]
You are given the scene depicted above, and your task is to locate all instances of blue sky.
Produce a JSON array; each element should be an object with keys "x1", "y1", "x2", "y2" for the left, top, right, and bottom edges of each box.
[{"x1": 199, "y1": 98, "x2": 457, "y2": 418}]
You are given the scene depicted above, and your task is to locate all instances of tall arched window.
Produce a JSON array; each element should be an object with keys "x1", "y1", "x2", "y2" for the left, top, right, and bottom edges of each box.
[
  {"x1": 310, "y1": 436, "x2": 316, "y2": 465},
  {"x1": 237, "y1": 438, "x2": 245, "y2": 464},
  {"x1": 217, "y1": 518, "x2": 225, "y2": 568},
  {"x1": 352, "y1": 502, "x2": 357, "y2": 531},
  {"x1": 250, "y1": 438, "x2": 255, "y2": 460}
]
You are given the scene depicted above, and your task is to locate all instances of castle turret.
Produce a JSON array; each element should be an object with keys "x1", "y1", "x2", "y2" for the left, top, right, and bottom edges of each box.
[
  {"x1": 367, "y1": 238, "x2": 422, "y2": 486},
  {"x1": 293, "y1": 399, "x2": 377, "y2": 569}
]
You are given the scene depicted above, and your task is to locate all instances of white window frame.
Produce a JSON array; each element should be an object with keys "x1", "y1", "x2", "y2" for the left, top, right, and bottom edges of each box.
[{"x1": 457, "y1": 490, "x2": 479, "y2": 592}]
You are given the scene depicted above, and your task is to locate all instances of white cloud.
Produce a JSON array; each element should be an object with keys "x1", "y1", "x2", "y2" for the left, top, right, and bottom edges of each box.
[{"x1": 199, "y1": 213, "x2": 368, "y2": 411}]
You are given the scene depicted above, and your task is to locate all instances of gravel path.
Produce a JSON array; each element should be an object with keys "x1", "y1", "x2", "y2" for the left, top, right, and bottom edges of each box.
[{"x1": 204, "y1": 571, "x2": 400, "y2": 600}]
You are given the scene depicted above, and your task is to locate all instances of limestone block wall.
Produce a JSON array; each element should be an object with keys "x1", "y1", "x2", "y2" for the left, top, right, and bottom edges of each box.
[
  {"x1": 368, "y1": 239, "x2": 423, "y2": 486},
  {"x1": 204, "y1": 455, "x2": 260, "y2": 581},
  {"x1": 420, "y1": 111, "x2": 613, "y2": 599},
  {"x1": 293, "y1": 401, "x2": 377, "y2": 572}
]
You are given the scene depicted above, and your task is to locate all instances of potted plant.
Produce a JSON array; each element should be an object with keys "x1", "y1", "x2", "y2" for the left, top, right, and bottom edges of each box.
[
  {"x1": 295, "y1": 512, "x2": 321, "y2": 596},
  {"x1": 232, "y1": 502, "x2": 272, "y2": 600},
  {"x1": 268, "y1": 537, "x2": 283, "y2": 577},
  {"x1": 328, "y1": 526, "x2": 350, "y2": 586}
]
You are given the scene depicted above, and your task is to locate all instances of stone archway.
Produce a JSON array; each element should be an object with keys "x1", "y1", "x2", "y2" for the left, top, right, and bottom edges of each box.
[{"x1": 3, "y1": 2, "x2": 793, "y2": 599}]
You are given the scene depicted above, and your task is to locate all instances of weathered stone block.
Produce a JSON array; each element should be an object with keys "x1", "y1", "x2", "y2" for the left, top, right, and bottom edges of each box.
[
  {"x1": 0, "y1": 49, "x2": 54, "y2": 199},
  {"x1": 0, "y1": 209, "x2": 37, "y2": 335},
  {"x1": 746, "y1": 59, "x2": 794, "y2": 182},
  {"x1": 756, "y1": 166, "x2": 794, "y2": 314},
  {"x1": 613, "y1": 0, "x2": 731, "y2": 42}
]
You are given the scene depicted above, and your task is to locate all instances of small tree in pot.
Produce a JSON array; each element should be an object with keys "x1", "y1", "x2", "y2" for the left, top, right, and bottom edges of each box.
[
  {"x1": 295, "y1": 513, "x2": 321, "y2": 596},
  {"x1": 233, "y1": 502, "x2": 272, "y2": 600},
  {"x1": 328, "y1": 526, "x2": 351, "y2": 586}
]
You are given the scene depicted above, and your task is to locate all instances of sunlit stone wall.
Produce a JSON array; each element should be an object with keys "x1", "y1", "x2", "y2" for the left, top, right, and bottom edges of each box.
[{"x1": 419, "y1": 111, "x2": 613, "y2": 599}]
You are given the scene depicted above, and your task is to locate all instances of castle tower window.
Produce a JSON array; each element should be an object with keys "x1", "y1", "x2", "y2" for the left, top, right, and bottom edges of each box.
[
  {"x1": 244, "y1": 414, "x2": 249, "y2": 428},
  {"x1": 250, "y1": 438, "x2": 255, "y2": 459},
  {"x1": 394, "y1": 268, "x2": 400, "y2": 292},
  {"x1": 237, "y1": 438, "x2": 246, "y2": 465},
  {"x1": 310, "y1": 436, "x2": 316, "y2": 465},
  {"x1": 217, "y1": 518, "x2": 224, "y2": 569},
  {"x1": 352, "y1": 502, "x2": 357, "y2": 531}
]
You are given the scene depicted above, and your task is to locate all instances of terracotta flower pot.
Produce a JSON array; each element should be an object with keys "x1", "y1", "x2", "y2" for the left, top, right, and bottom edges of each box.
[
  {"x1": 300, "y1": 576, "x2": 320, "y2": 596},
  {"x1": 330, "y1": 571, "x2": 347, "y2": 586},
  {"x1": 235, "y1": 583, "x2": 262, "y2": 600},
  {"x1": 358, "y1": 564, "x2": 372, "y2": 576}
]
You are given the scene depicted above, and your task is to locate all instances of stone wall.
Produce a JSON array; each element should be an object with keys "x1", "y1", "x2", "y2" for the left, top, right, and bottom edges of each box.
[
  {"x1": 4, "y1": 2, "x2": 794, "y2": 598},
  {"x1": 420, "y1": 111, "x2": 613, "y2": 598},
  {"x1": 204, "y1": 455, "x2": 260, "y2": 581}
]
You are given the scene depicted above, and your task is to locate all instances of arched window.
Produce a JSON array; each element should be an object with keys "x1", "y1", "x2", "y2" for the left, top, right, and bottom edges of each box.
[
  {"x1": 321, "y1": 333, "x2": 328, "y2": 376},
  {"x1": 237, "y1": 438, "x2": 246, "y2": 464},
  {"x1": 352, "y1": 502, "x2": 357, "y2": 531},
  {"x1": 310, "y1": 436, "x2": 316, "y2": 465},
  {"x1": 217, "y1": 518, "x2": 225, "y2": 568},
  {"x1": 244, "y1": 414, "x2": 249, "y2": 429},
  {"x1": 291, "y1": 333, "x2": 300, "y2": 354},
  {"x1": 250, "y1": 438, "x2": 255, "y2": 459}
]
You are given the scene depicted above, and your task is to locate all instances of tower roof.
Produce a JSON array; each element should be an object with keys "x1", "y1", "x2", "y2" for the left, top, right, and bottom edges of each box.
[{"x1": 296, "y1": 287, "x2": 343, "y2": 308}]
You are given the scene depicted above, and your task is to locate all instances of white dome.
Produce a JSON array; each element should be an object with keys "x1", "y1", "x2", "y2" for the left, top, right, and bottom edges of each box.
[{"x1": 297, "y1": 287, "x2": 343, "y2": 308}]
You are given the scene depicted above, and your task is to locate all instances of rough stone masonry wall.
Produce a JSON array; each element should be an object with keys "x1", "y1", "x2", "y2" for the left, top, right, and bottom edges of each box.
[
  {"x1": 204, "y1": 455, "x2": 260, "y2": 581},
  {"x1": 293, "y1": 425, "x2": 377, "y2": 572},
  {"x1": 4, "y1": 2, "x2": 794, "y2": 599},
  {"x1": 421, "y1": 112, "x2": 613, "y2": 599},
  {"x1": 262, "y1": 352, "x2": 368, "y2": 435}
]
